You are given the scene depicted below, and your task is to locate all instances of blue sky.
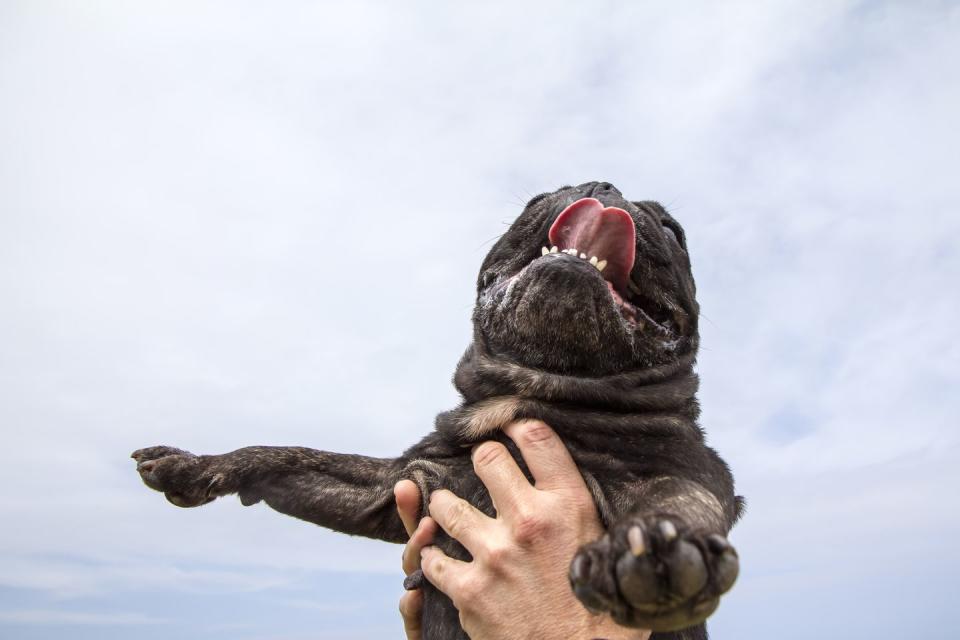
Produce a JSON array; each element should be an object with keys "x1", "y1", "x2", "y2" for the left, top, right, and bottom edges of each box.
[{"x1": 1, "y1": 1, "x2": 958, "y2": 638}]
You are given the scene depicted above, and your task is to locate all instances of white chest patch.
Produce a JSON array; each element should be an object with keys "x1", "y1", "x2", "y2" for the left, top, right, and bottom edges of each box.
[{"x1": 461, "y1": 396, "x2": 522, "y2": 438}]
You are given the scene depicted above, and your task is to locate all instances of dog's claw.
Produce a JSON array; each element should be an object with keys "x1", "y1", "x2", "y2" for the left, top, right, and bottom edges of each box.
[
  {"x1": 657, "y1": 519, "x2": 677, "y2": 544},
  {"x1": 628, "y1": 524, "x2": 646, "y2": 556},
  {"x1": 706, "y1": 533, "x2": 730, "y2": 553},
  {"x1": 570, "y1": 553, "x2": 591, "y2": 582},
  {"x1": 569, "y1": 548, "x2": 617, "y2": 614}
]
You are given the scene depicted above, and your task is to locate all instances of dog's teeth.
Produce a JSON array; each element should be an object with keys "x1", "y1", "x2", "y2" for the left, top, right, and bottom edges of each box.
[
  {"x1": 589, "y1": 256, "x2": 598, "y2": 266},
  {"x1": 596, "y1": 259, "x2": 607, "y2": 272},
  {"x1": 550, "y1": 246, "x2": 559, "y2": 253},
  {"x1": 579, "y1": 253, "x2": 587, "y2": 259},
  {"x1": 542, "y1": 247, "x2": 550, "y2": 256}
]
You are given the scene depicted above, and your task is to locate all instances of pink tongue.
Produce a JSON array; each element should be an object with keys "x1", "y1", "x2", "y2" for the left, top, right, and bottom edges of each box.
[{"x1": 548, "y1": 198, "x2": 636, "y2": 291}]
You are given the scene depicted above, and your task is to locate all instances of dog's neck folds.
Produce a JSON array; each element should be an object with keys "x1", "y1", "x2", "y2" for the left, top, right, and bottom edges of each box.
[{"x1": 436, "y1": 341, "x2": 700, "y2": 441}]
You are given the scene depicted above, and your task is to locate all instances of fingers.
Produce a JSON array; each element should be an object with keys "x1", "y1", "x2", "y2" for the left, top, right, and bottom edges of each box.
[
  {"x1": 394, "y1": 480, "x2": 422, "y2": 536},
  {"x1": 504, "y1": 420, "x2": 587, "y2": 493},
  {"x1": 399, "y1": 588, "x2": 423, "y2": 640},
  {"x1": 420, "y1": 545, "x2": 470, "y2": 598},
  {"x1": 402, "y1": 516, "x2": 438, "y2": 576},
  {"x1": 428, "y1": 490, "x2": 493, "y2": 555},
  {"x1": 471, "y1": 440, "x2": 536, "y2": 518},
  {"x1": 397, "y1": 482, "x2": 429, "y2": 640}
]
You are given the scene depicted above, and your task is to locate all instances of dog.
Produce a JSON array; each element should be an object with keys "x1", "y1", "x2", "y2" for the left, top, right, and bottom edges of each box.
[{"x1": 132, "y1": 181, "x2": 741, "y2": 640}]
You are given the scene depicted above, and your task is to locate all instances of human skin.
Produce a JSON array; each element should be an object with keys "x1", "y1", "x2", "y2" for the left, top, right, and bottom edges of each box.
[{"x1": 395, "y1": 420, "x2": 652, "y2": 640}]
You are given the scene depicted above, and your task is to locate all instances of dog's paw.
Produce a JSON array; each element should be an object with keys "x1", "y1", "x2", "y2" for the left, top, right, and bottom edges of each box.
[
  {"x1": 131, "y1": 446, "x2": 225, "y2": 508},
  {"x1": 569, "y1": 516, "x2": 738, "y2": 631}
]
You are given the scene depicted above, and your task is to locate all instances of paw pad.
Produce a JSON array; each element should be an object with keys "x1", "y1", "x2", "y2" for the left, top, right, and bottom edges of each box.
[{"x1": 570, "y1": 516, "x2": 738, "y2": 631}]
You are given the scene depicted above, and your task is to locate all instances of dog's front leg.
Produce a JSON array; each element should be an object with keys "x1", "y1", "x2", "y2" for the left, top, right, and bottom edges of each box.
[
  {"x1": 132, "y1": 445, "x2": 407, "y2": 543},
  {"x1": 568, "y1": 476, "x2": 740, "y2": 632}
]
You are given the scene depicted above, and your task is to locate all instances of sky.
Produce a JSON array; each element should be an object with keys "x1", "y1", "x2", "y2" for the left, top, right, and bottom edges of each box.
[{"x1": 1, "y1": 1, "x2": 958, "y2": 638}]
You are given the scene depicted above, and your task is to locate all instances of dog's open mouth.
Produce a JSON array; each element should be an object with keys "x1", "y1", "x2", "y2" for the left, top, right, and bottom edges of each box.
[
  {"x1": 490, "y1": 198, "x2": 677, "y2": 334},
  {"x1": 546, "y1": 197, "x2": 636, "y2": 291},
  {"x1": 542, "y1": 198, "x2": 645, "y2": 327}
]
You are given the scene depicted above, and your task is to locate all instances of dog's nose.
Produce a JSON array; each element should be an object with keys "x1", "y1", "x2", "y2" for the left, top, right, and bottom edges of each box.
[{"x1": 584, "y1": 181, "x2": 622, "y2": 198}]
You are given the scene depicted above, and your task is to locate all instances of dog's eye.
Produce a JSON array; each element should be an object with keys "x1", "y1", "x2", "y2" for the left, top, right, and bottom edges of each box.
[{"x1": 661, "y1": 219, "x2": 687, "y2": 250}]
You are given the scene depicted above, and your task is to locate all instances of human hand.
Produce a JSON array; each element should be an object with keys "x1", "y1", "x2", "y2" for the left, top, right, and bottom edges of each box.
[{"x1": 395, "y1": 420, "x2": 651, "y2": 640}]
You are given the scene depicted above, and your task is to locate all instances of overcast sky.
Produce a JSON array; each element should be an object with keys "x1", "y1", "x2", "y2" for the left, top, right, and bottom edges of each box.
[{"x1": 1, "y1": 1, "x2": 958, "y2": 638}]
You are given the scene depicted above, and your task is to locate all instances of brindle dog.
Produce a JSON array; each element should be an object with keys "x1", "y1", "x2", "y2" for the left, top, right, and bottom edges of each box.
[{"x1": 132, "y1": 182, "x2": 741, "y2": 640}]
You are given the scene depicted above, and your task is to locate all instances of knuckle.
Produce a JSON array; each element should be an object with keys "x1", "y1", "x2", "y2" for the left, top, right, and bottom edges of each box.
[
  {"x1": 513, "y1": 513, "x2": 550, "y2": 545},
  {"x1": 483, "y1": 543, "x2": 511, "y2": 570},
  {"x1": 442, "y1": 500, "x2": 470, "y2": 534},
  {"x1": 515, "y1": 420, "x2": 554, "y2": 447},
  {"x1": 472, "y1": 442, "x2": 507, "y2": 469}
]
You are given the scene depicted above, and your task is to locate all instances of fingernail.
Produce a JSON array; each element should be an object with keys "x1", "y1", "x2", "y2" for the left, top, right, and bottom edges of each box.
[{"x1": 420, "y1": 546, "x2": 434, "y2": 559}]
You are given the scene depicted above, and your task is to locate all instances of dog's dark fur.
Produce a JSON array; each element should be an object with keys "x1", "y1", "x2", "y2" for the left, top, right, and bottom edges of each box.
[{"x1": 133, "y1": 182, "x2": 741, "y2": 640}]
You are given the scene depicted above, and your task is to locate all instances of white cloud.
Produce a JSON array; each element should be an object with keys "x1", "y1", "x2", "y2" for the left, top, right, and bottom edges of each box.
[{"x1": 0, "y1": 609, "x2": 166, "y2": 625}]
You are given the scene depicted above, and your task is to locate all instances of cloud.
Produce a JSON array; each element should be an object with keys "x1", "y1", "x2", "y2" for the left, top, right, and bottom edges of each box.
[{"x1": 0, "y1": 609, "x2": 166, "y2": 625}]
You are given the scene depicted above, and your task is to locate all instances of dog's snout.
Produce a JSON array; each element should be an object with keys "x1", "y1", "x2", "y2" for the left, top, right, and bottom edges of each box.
[
  {"x1": 576, "y1": 181, "x2": 623, "y2": 201},
  {"x1": 575, "y1": 181, "x2": 626, "y2": 208},
  {"x1": 594, "y1": 181, "x2": 619, "y2": 194},
  {"x1": 586, "y1": 181, "x2": 621, "y2": 198}
]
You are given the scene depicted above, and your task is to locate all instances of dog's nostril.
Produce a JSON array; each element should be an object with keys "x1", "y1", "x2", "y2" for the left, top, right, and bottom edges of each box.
[{"x1": 590, "y1": 182, "x2": 620, "y2": 197}]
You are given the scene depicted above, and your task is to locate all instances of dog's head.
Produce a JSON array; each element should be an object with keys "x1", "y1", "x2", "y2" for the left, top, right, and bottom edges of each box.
[{"x1": 475, "y1": 182, "x2": 698, "y2": 376}]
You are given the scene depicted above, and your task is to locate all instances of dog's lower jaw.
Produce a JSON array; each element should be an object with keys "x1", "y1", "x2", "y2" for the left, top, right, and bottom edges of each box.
[
  {"x1": 477, "y1": 281, "x2": 638, "y2": 377},
  {"x1": 476, "y1": 259, "x2": 694, "y2": 377}
]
